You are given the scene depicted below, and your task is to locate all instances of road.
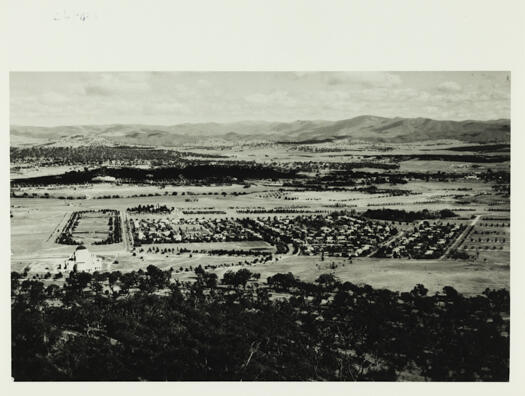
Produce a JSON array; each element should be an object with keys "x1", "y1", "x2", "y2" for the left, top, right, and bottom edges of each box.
[
  {"x1": 365, "y1": 220, "x2": 425, "y2": 258},
  {"x1": 120, "y1": 210, "x2": 133, "y2": 252},
  {"x1": 45, "y1": 211, "x2": 71, "y2": 246},
  {"x1": 367, "y1": 230, "x2": 406, "y2": 258},
  {"x1": 440, "y1": 215, "x2": 481, "y2": 260}
]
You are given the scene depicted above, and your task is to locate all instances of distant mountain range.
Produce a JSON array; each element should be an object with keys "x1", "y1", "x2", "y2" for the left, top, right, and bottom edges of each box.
[{"x1": 10, "y1": 116, "x2": 510, "y2": 147}]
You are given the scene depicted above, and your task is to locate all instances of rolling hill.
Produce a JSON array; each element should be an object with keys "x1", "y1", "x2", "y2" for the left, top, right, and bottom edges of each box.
[{"x1": 10, "y1": 116, "x2": 510, "y2": 147}]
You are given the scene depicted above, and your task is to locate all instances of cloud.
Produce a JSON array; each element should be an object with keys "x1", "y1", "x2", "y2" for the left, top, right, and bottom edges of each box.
[
  {"x1": 331, "y1": 72, "x2": 402, "y2": 88},
  {"x1": 84, "y1": 85, "x2": 112, "y2": 96},
  {"x1": 143, "y1": 101, "x2": 190, "y2": 115},
  {"x1": 9, "y1": 72, "x2": 510, "y2": 125},
  {"x1": 244, "y1": 90, "x2": 296, "y2": 106},
  {"x1": 83, "y1": 73, "x2": 152, "y2": 97},
  {"x1": 437, "y1": 81, "x2": 462, "y2": 92},
  {"x1": 291, "y1": 72, "x2": 402, "y2": 88},
  {"x1": 196, "y1": 79, "x2": 212, "y2": 88},
  {"x1": 38, "y1": 92, "x2": 70, "y2": 105}
]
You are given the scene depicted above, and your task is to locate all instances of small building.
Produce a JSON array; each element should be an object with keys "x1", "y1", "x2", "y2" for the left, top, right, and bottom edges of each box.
[
  {"x1": 64, "y1": 245, "x2": 103, "y2": 273},
  {"x1": 91, "y1": 175, "x2": 117, "y2": 183}
]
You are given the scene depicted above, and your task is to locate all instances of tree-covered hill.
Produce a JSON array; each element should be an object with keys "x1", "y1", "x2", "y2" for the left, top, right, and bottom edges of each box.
[{"x1": 11, "y1": 267, "x2": 509, "y2": 381}]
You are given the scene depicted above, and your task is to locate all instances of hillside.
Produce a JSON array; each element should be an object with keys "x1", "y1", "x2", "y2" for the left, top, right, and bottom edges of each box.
[{"x1": 10, "y1": 116, "x2": 510, "y2": 147}]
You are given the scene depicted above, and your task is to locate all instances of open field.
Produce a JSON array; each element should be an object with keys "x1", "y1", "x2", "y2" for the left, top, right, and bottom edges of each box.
[
  {"x1": 241, "y1": 256, "x2": 509, "y2": 296},
  {"x1": 13, "y1": 248, "x2": 508, "y2": 297},
  {"x1": 115, "y1": 254, "x2": 507, "y2": 296}
]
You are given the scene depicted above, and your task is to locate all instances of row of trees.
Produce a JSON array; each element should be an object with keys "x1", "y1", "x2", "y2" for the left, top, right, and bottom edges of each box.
[
  {"x1": 127, "y1": 204, "x2": 173, "y2": 214},
  {"x1": 363, "y1": 208, "x2": 457, "y2": 222},
  {"x1": 93, "y1": 213, "x2": 122, "y2": 245}
]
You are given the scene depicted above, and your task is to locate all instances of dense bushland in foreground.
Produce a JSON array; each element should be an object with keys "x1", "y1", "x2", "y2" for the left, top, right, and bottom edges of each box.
[{"x1": 11, "y1": 267, "x2": 509, "y2": 381}]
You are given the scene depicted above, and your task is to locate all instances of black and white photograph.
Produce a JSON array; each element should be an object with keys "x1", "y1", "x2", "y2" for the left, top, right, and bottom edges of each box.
[
  {"x1": 3, "y1": 0, "x2": 524, "y2": 391},
  {"x1": 9, "y1": 71, "x2": 511, "y2": 381}
]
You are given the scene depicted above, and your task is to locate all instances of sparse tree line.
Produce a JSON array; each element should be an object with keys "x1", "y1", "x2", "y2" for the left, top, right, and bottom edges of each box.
[
  {"x1": 11, "y1": 191, "x2": 87, "y2": 199},
  {"x1": 181, "y1": 210, "x2": 226, "y2": 215},
  {"x1": 140, "y1": 246, "x2": 272, "y2": 259},
  {"x1": 236, "y1": 208, "x2": 328, "y2": 214},
  {"x1": 127, "y1": 204, "x2": 173, "y2": 214},
  {"x1": 93, "y1": 213, "x2": 122, "y2": 245}
]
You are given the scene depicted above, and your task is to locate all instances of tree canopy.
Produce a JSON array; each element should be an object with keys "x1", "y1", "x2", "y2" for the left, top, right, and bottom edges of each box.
[{"x1": 11, "y1": 267, "x2": 509, "y2": 381}]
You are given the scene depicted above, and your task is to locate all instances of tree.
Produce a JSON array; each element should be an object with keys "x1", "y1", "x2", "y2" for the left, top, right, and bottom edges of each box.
[
  {"x1": 203, "y1": 272, "x2": 218, "y2": 288},
  {"x1": 315, "y1": 273, "x2": 340, "y2": 290},
  {"x1": 46, "y1": 284, "x2": 61, "y2": 299},
  {"x1": 442, "y1": 286, "x2": 459, "y2": 300},
  {"x1": 235, "y1": 269, "x2": 254, "y2": 288},
  {"x1": 222, "y1": 270, "x2": 236, "y2": 287},
  {"x1": 120, "y1": 271, "x2": 138, "y2": 294},
  {"x1": 11, "y1": 272, "x2": 22, "y2": 296},
  {"x1": 194, "y1": 265, "x2": 205, "y2": 276},
  {"x1": 222, "y1": 269, "x2": 258, "y2": 288},
  {"x1": 108, "y1": 271, "x2": 121, "y2": 292},
  {"x1": 411, "y1": 284, "x2": 428, "y2": 297},
  {"x1": 267, "y1": 272, "x2": 297, "y2": 291},
  {"x1": 65, "y1": 271, "x2": 93, "y2": 298}
]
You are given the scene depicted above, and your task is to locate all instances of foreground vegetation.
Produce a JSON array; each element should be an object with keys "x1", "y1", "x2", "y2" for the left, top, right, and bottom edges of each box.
[{"x1": 12, "y1": 266, "x2": 509, "y2": 381}]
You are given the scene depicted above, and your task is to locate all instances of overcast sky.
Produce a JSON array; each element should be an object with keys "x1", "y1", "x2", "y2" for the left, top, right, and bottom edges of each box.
[{"x1": 10, "y1": 71, "x2": 510, "y2": 126}]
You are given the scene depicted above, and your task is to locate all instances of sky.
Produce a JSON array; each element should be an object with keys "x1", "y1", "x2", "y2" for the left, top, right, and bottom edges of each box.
[{"x1": 10, "y1": 71, "x2": 510, "y2": 126}]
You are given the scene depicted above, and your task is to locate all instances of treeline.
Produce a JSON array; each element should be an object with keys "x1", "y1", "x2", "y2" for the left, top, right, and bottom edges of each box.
[
  {"x1": 283, "y1": 170, "x2": 466, "y2": 190},
  {"x1": 10, "y1": 146, "x2": 226, "y2": 165},
  {"x1": 93, "y1": 214, "x2": 122, "y2": 245},
  {"x1": 11, "y1": 164, "x2": 298, "y2": 186},
  {"x1": 127, "y1": 204, "x2": 173, "y2": 214},
  {"x1": 441, "y1": 144, "x2": 510, "y2": 153},
  {"x1": 236, "y1": 208, "x2": 328, "y2": 214},
  {"x1": 362, "y1": 208, "x2": 457, "y2": 222},
  {"x1": 361, "y1": 153, "x2": 510, "y2": 163},
  {"x1": 11, "y1": 267, "x2": 509, "y2": 381},
  {"x1": 329, "y1": 162, "x2": 400, "y2": 170},
  {"x1": 181, "y1": 210, "x2": 226, "y2": 215},
  {"x1": 355, "y1": 186, "x2": 411, "y2": 195}
]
